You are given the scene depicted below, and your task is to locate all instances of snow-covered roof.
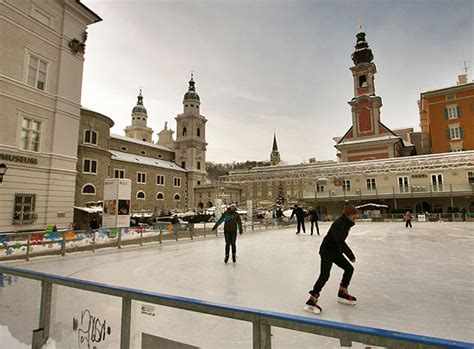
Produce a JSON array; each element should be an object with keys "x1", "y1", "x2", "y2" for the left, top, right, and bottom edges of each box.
[
  {"x1": 74, "y1": 206, "x2": 103, "y2": 213},
  {"x1": 337, "y1": 135, "x2": 402, "y2": 146},
  {"x1": 110, "y1": 150, "x2": 185, "y2": 172},
  {"x1": 356, "y1": 203, "x2": 389, "y2": 209},
  {"x1": 110, "y1": 134, "x2": 173, "y2": 152}
]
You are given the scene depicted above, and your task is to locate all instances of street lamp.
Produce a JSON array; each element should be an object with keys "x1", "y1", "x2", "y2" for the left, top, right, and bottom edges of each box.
[{"x1": 0, "y1": 164, "x2": 7, "y2": 183}]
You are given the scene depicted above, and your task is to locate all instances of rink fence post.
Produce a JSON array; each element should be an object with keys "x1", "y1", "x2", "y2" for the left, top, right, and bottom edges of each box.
[
  {"x1": 61, "y1": 231, "x2": 66, "y2": 256},
  {"x1": 118, "y1": 228, "x2": 123, "y2": 249},
  {"x1": 92, "y1": 229, "x2": 96, "y2": 252},
  {"x1": 26, "y1": 233, "x2": 31, "y2": 261},
  {"x1": 140, "y1": 229, "x2": 143, "y2": 246},
  {"x1": 253, "y1": 318, "x2": 272, "y2": 349},
  {"x1": 159, "y1": 227, "x2": 162, "y2": 244},
  {"x1": 120, "y1": 297, "x2": 132, "y2": 349},
  {"x1": 32, "y1": 280, "x2": 52, "y2": 348}
]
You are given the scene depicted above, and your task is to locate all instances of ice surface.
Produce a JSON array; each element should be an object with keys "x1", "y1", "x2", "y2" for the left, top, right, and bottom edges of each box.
[{"x1": 1, "y1": 222, "x2": 473, "y2": 348}]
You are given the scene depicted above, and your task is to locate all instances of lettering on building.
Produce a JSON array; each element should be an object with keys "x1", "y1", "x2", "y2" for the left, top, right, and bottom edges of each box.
[{"x1": 0, "y1": 153, "x2": 38, "y2": 165}]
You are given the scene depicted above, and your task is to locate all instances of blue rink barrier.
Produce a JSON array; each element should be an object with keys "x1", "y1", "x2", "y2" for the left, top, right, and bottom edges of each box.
[{"x1": 0, "y1": 265, "x2": 472, "y2": 349}]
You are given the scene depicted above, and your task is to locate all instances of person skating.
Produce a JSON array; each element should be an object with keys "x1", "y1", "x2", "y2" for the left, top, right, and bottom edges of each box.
[
  {"x1": 307, "y1": 207, "x2": 320, "y2": 236},
  {"x1": 290, "y1": 204, "x2": 306, "y2": 234},
  {"x1": 304, "y1": 205, "x2": 358, "y2": 314},
  {"x1": 404, "y1": 211, "x2": 413, "y2": 228},
  {"x1": 212, "y1": 204, "x2": 243, "y2": 263}
]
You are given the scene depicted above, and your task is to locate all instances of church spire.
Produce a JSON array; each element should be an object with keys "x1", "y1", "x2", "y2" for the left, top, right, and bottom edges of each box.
[{"x1": 270, "y1": 133, "x2": 281, "y2": 166}]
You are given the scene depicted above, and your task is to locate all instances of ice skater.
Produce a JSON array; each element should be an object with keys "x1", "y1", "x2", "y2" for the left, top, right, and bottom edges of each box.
[
  {"x1": 304, "y1": 205, "x2": 358, "y2": 314},
  {"x1": 404, "y1": 211, "x2": 413, "y2": 228},
  {"x1": 212, "y1": 204, "x2": 243, "y2": 263},
  {"x1": 290, "y1": 204, "x2": 306, "y2": 234},
  {"x1": 307, "y1": 207, "x2": 320, "y2": 236}
]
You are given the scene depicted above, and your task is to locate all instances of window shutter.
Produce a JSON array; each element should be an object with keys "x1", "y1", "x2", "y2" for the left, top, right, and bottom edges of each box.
[
  {"x1": 460, "y1": 126, "x2": 464, "y2": 139},
  {"x1": 444, "y1": 108, "x2": 449, "y2": 120},
  {"x1": 446, "y1": 128, "x2": 451, "y2": 140},
  {"x1": 457, "y1": 106, "x2": 461, "y2": 118}
]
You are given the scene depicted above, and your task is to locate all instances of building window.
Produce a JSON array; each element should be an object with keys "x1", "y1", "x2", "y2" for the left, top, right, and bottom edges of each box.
[
  {"x1": 141, "y1": 150, "x2": 146, "y2": 155},
  {"x1": 445, "y1": 105, "x2": 460, "y2": 119},
  {"x1": 268, "y1": 190, "x2": 272, "y2": 198},
  {"x1": 21, "y1": 117, "x2": 41, "y2": 152},
  {"x1": 142, "y1": 138, "x2": 146, "y2": 142},
  {"x1": 120, "y1": 146, "x2": 127, "y2": 152},
  {"x1": 197, "y1": 128, "x2": 201, "y2": 137},
  {"x1": 452, "y1": 147, "x2": 463, "y2": 152},
  {"x1": 398, "y1": 176, "x2": 409, "y2": 192},
  {"x1": 446, "y1": 94, "x2": 456, "y2": 100},
  {"x1": 316, "y1": 184, "x2": 325, "y2": 193},
  {"x1": 197, "y1": 161, "x2": 201, "y2": 170},
  {"x1": 431, "y1": 174, "x2": 443, "y2": 191},
  {"x1": 84, "y1": 130, "x2": 97, "y2": 145},
  {"x1": 158, "y1": 154, "x2": 163, "y2": 159},
  {"x1": 83, "y1": 159, "x2": 97, "y2": 174},
  {"x1": 156, "y1": 192, "x2": 164, "y2": 200},
  {"x1": 183, "y1": 127, "x2": 187, "y2": 136},
  {"x1": 156, "y1": 175, "x2": 165, "y2": 186},
  {"x1": 468, "y1": 171, "x2": 474, "y2": 185},
  {"x1": 136, "y1": 191, "x2": 146, "y2": 200},
  {"x1": 137, "y1": 172, "x2": 146, "y2": 184},
  {"x1": 82, "y1": 184, "x2": 96, "y2": 195},
  {"x1": 448, "y1": 126, "x2": 463, "y2": 140},
  {"x1": 197, "y1": 181, "x2": 201, "y2": 185},
  {"x1": 114, "y1": 169, "x2": 125, "y2": 178},
  {"x1": 359, "y1": 75, "x2": 367, "y2": 87},
  {"x1": 174, "y1": 177, "x2": 181, "y2": 187},
  {"x1": 342, "y1": 179, "x2": 351, "y2": 191},
  {"x1": 27, "y1": 54, "x2": 47, "y2": 90},
  {"x1": 366, "y1": 178, "x2": 376, "y2": 190},
  {"x1": 174, "y1": 193, "x2": 181, "y2": 201},
  {"x1": 181, "y1": 161, "x2": 186, "y2": 169},
  {"x1": 293, "y1": 179, "x2": 298, "y2": 184},
  {"x1": 13, "y1": 193, "x2": 36, "y2": 225}
]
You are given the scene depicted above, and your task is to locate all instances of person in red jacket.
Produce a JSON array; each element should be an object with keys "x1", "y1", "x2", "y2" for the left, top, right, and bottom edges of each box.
[{"x1": 304, "y1": 205, "x2": 358, "y2": 314}]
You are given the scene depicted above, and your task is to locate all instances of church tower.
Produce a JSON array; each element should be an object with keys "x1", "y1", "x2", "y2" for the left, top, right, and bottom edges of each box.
[
  {"x1": 124, "y1": 89, "x2": 153, "y2": 143},
  {"x1": 175, "y1": 74, "x2": 208, "y2": 208},
  {"x1": 270, "y1": 133, "x2": 281, "y2": 166},
  {"x1": 335, "y1": 28, "x2": 415, "y2": 162}
]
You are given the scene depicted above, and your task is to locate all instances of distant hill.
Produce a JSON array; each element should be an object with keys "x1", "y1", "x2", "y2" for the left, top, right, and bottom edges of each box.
[{"x1": 206, "y1": 160, "x2": 271, "y2": 182}]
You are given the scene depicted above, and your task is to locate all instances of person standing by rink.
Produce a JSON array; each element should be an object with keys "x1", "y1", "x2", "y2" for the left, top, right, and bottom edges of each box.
[
  {"x1": 404, "y1": 211, "x2": 413, "y2": 228},
  {"x1": 290, "y1": 204, "x2": 306, "y2": 234},
  {"x1": 307, "y1": 207, "x2": 320, "y2": 236},
  {"x1": 212, "y1": 204, "x2": 243, "y2": 263},
  {"x1": 304, "y1": 205, "x2": 358, "y2": 314}
]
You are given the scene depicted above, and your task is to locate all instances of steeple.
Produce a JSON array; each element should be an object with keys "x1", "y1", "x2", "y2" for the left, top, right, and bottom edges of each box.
[
  {"x1": 351, "y1": 22, "x2": 374, "y2": 66},
  {"x1": 183, "y1": 73, "x2": 200, "y2": 103},
  {"x1": 270, "y1": 133, "x2": 281, "y2": 166}
]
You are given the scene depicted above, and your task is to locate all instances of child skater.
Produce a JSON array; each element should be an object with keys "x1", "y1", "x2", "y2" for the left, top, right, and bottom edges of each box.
[
  {"x1": 212, "y1": 204, "x2": 243, "y2": 263},
  {"x1": 304, "y1": 205, "x2": 358, "y2": 314}
]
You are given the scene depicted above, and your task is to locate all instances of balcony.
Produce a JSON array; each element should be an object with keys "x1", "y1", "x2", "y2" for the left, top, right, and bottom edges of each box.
[{"x1": 301, "y1": 183, "x2": 474, "y2": 200}]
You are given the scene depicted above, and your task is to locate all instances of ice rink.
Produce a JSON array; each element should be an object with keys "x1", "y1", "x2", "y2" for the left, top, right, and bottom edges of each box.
[{"x1": 1, "y1": 221, "x2": 473, "y2": 348}]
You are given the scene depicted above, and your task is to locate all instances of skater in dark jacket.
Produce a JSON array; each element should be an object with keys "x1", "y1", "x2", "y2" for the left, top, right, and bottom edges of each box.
[
  {"x1": 304, "y1": 205, "x2": 358, "y2": 314},
  {"x1": 404, "y1": 211, "x2": 413, "y2": 228},
  {"x1": 290, "y1": 204, "x2": 306, "y2": 234},
  {"x1": 306, "y1": 207, "x2": 320, "y2": 236},
  {"x1": 212, "y1": 204, "x2": 243, "y2": 263}
]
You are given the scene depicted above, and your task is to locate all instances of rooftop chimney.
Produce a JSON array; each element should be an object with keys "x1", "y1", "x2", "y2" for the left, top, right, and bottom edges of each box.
[{"x1": 457, "y1": 74, "x2": 467, "y2": 85}]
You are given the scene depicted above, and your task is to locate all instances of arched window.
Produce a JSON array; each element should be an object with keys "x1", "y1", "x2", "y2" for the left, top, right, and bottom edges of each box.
[
  {"x1": 137, "y1": 191, "x2": 146, "y2": 200},
  {"x1": 359, "y1": 75, "x2": 367, "y2": 88},
  {"x1": 156, "y1": 192, "x2": 164, "y2": 200},
  {"x1": 173, "y1": 193, "x2": 181, "y2": 201},
  {"x1": 82, "y1": 183, "x2": 96, "y2": 195},
  {"x1": 182, "y1": 127, "x2": 187, "y2": 136},
  {"x1": 197, "y1": 128, "x2": 201, "y2": 137}
]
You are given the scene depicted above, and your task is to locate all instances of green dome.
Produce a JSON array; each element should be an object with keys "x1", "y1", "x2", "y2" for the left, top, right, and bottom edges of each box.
[
  {"x1": 132, "y1": 104, "x2": 147, "y2": 113},
  {"x1": 183, "y1": 91, "x2": 200, "y2": 102}
]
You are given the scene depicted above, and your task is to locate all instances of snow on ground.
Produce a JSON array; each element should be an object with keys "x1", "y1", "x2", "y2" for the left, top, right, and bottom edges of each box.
[{"x1": 0, "y1": 222, "x2": 473, "y2": 348}]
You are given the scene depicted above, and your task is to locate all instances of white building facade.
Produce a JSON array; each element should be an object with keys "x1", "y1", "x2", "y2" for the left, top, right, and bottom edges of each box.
[{"x1": 0, "y1": 0, "x2": 101, "y2": 232}]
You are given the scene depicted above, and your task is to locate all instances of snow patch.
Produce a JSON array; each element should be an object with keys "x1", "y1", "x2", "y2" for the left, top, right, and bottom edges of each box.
[{"x1": 0, "y1": 325, "x2": 29, "y2": 349}]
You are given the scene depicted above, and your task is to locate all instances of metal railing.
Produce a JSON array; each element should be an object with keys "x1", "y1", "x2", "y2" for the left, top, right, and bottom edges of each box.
[{"x1": 0, "y1": 265, "x2": 471, "y2": 349}]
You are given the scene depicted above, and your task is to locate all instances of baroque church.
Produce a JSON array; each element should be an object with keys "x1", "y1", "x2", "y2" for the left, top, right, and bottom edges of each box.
[{"x1": 74, "y1": 75, "x2": 210, "y2": 227}]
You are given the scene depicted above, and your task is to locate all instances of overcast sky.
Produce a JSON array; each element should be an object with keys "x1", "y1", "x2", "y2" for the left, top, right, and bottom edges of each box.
[{"x1": 81, "y1": 0, "x2": 473, "y2": 164}]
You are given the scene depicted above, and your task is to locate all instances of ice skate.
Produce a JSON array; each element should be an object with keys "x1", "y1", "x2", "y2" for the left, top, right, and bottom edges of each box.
[
  {"x1": 337, "y1": 287, "x2": 357, "y2": 305},
  {"x1": 232, "y1": 254, "x2": 237, "y2": 263},
  {"x1": 224, "y1": 254, "x2": 229, "y2": 263},
  {"x1": 303, "y1": 294, "x2": 322, "y2": 314}
]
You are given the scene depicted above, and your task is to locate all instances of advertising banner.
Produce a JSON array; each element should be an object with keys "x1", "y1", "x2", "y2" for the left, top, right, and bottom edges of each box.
[{"x1": 103, "y1": 179, "x2": 131, "y2": 228}]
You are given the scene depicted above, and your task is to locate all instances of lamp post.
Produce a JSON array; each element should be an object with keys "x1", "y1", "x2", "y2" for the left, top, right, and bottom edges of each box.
[{"x1": 0, "y1": 163, "x2": 7, "y2": 183}]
